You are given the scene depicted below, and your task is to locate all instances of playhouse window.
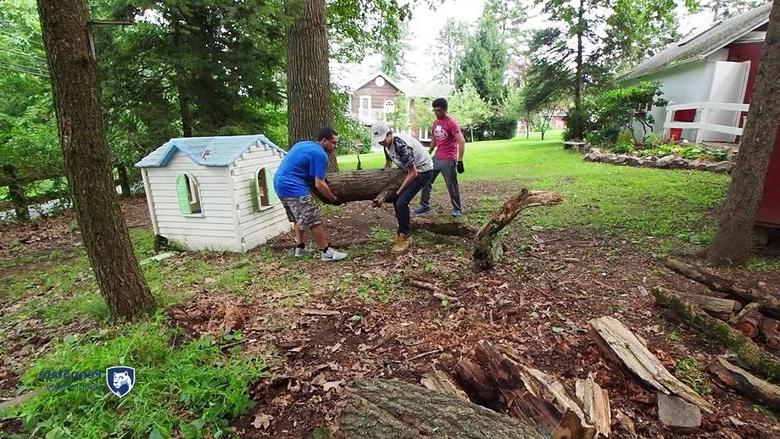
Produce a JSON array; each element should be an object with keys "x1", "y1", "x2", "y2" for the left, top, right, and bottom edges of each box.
[
  {"x1": 252, "y1": 168, "x2": 277, "y2": 211},
  {"x1": 176, "y1": 173, "x2": 201, "y2": 215}
]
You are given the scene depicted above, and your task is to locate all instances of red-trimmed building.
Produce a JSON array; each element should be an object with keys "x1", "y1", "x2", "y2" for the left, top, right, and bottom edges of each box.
[{"x1": 621, "y1": 3, "x2": 779, "y2": 227}]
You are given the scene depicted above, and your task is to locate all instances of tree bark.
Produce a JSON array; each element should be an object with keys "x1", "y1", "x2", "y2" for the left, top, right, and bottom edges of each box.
[
  {"x1": 572, "y1": 0, "x2": 585, "y2": 140},
  {"x1": 36, "y1": 0, "x2": 155, "y2": 320},
  {"x1": 285, "y1": 0, "x2": 337, "y2": 172},
  {"x1": 311, "y1": 168, "x2": 405, "y2": 203},
  {"x1": 336, "y1": 379, "x2": 546, "y2": 439},
  {"x1": 653, "y1": 287, "x2": 780, "y2": 382},
  {"x1": 116, "y1": 164, "x2": 132, "y2": 198},
  {"x1": 653, "y1": 286, "x2": 739, "y2": 320},
  {"x1": 473, "y1": 190, "x2": 562, "y2": 271},
  {"x1": 708, "y1": 0, "x2": 780, "y2": 265},
  {"x1": 708, "y1": 356, "x2": 780, "y2": 409},
  {"x1": 2, "y1": 164, "x2": 30, "y2": 221}
]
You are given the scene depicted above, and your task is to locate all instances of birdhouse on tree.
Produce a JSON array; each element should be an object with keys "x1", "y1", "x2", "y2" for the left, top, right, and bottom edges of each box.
[{"x1": 135, "y1": 135, "x2": 291, "y2": 252}]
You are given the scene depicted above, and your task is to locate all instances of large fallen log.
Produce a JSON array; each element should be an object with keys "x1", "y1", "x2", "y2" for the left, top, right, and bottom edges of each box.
[
  {"x1": 336, "y1": 379, "x2": 547, "y2": 439},
  {"x1": 708, "y1": 356, "x2": 780, "y2": 409},
  {"x1": 652, "y1": 287, "x2": 780, "y2": 383},
  {"x1": 312, "y1": 168, "x2": 405, "y2": 204},
  {"x1": 664, "y1": 258, "x2": 780, "y2": 317},
  {"x1": 589, "y1": 316, "x2": 715, "y2": 413},
  {"x1": 473, "y1": 190, "x2": 562, "y2": 271},
  {"x1": 654, "y1": 286, "x2": 739, "y2": 320}
]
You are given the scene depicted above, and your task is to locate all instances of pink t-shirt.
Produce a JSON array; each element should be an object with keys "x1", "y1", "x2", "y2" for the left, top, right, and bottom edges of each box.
[{"x1": 431, "y1": 116, "x2": 461, "y2": 160}]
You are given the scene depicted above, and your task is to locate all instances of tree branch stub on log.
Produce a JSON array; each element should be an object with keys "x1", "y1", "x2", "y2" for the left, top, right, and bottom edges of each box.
[
  {"x1": 708, "y1": 356, "x2": 780, "y2": 409},
  {"x1": 652, "y1": 287, "x2": 780, "y2": 383},
  {"x1": 589, "y1": 316, "x2": 715, "y2": 413},
  {"x1": 473, "y1": 190, "x2": 562, "y2": 271},
  {"x1": 336, "y1": 379, "x2": 547, "y2": 439}
]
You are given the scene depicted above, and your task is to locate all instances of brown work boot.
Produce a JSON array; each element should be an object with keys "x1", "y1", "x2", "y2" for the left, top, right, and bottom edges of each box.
[{"x1": 392, "y1": 233, "x2": 409, "y2": 253}]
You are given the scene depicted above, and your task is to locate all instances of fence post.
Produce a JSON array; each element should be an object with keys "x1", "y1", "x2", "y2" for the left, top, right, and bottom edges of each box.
[{"x1": 2, "y1": 164, "x2": 30, "y2": 221}]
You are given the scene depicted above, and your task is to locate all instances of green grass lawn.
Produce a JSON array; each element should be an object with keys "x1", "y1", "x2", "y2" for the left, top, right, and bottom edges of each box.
[{"x1": 340, "y1": 131, "x2": 729, "y2": 250}]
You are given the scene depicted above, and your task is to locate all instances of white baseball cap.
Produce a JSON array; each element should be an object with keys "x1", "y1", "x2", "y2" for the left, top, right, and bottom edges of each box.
[{"x1": 370, "y1": 121, "x2": 391, "y2": 145}]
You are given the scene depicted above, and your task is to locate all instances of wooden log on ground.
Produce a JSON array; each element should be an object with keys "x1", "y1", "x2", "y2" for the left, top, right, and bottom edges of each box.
[
  {"x1": 420, "y1": 369, "x2": 470, "y2": 401},
  {"x1": 473, "y1": 340, "x2": 596, "y2": 439},
  {"x1": 576, "y1": 374, "x2": 612, "y2": 438},
  {"x1": 761, "y1": 318, "x2": 780, "y2": 350},
  {"x1": 735, "y1": 311, "x2": 763, "y2": 339},
  {"x1": 312, "y1": 168, "x2": 405, "y2": 204},
  {"x1": 708, "y1": 356, "x2": 780, "y2": 409},
  {"x1": 336, "y1": 379, "x2": 547, "y2": 439},
  {"x1": 589, "y1": 316, "x2": 715, "y2": 413},
  {"x1": 473, "y1": 189, "x2": 562, "y2": 271},
  {"x1": 664, "y1": 258, "x2": 780, "y2": 317},
  {"x1": 453, "y1": 357, "x2": 499, "y2": 406},
  {"x1": 654, "y1": 286, "x2": 739, "y2": 319},
  {"x1": 652, "y1": 287, "x2": 780, "y2": 383}
]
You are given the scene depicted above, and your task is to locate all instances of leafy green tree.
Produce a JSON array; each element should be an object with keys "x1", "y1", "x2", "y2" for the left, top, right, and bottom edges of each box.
[
  {"x1": 431, "y1": 18, "x2": 469, "y2": 83},
  {"x1": 410, "y1": 97, "x2": 435, "y2": 136},
  {"x1": 385, "y1": 94, "x2": 409, "y2": 131},
  {"x1": 455, "y1": 9, "x2": 509, "y2": 104},
  {"x1": 380, "y1": 21, "x2": 414, "y2": 80},
  {"x1": 449, "y1": 82, "x2": 492, "y2": 142}
]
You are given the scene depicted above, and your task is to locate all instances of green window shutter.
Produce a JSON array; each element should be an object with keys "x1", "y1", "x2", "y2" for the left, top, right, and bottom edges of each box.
[
  {"x1": 265, "y1": 168, "x2": 278, "y2": 205},
  {"x1": 176, "y1": 174, "x2": 192, "y2": 214},
  {"x1": 251, "y1": 172, "x2": 260, "y2": 212}
]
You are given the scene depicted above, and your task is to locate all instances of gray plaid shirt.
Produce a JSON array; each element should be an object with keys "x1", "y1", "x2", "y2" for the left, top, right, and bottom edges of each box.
[{"x1": 384, "y1": 133, "x2": 434, "y2": 173}]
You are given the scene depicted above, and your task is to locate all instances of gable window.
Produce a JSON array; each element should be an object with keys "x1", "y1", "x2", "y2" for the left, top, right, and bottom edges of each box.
[
  {"x1": 176, "y1": 173, "x2": 201, "y2": 215},
  {"x1": 252, "y1": 168, "x2": 277, "y2": 211}
]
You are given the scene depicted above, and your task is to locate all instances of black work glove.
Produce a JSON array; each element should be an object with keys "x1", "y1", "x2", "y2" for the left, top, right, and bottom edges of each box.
[{"x1": 456, "y1": 161, "x2": 465, "y2": 174}]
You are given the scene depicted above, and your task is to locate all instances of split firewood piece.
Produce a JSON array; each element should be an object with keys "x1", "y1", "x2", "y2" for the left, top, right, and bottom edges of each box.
[
  {"x1": 735, "y1": 311, "x2": 763, "y2": 339},
  {"x1": 420, "y1": 369, "x2": 469, "y2": 401},
  {"x1": 589, "y1": 316, "x2": 715, "y2": 413},
  {"x1": 708, "y1": 356, "x2": 780, "y2": 409},
  {"x1": 654, "y1": 286, "x2": 739, "y2": 320},
  {"x1": 664, "y1": 258, "x2": 780, "y2": 317},
  {"x1": 473, "y1": 189, "x2": 562, "y2": 272},
  {"x1": 576, "y1": 374, "x2": 612, "y2": 438},
  {"x1": 336, "y1": 379, "x2": 547, "y2": 439},
  {"x1": 761, "y1": 318, "x2": 780, "y2": 350},
  {"x1": 653, "y1": 287, "x2": 780, "y2": 383},
  {"x1": 475, "y1": 340, "x2": 596, "y2": 439}
]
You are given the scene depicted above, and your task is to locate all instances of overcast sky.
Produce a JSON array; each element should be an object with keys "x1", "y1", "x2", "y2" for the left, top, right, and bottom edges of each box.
[{"x1": 331, "y1": 0, "x2": 717, "y2": 87}]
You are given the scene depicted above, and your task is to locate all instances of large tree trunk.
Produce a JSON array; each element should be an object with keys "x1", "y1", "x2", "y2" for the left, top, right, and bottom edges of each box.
[
  {"x1": 36, "y1": 0, "x2": 155, "y2": 320},
  {"x1": 337, "y1": 379, "x2": 546, "y2": 439},
  {"x1": 116, "y1": 164, "x2": 132, "y2": 198},
  {"x1": 2, "y1": 164, "x2": 30, "y2": 221},
  {"x1": 708, "y1": 0, "x2": 780, "y2": 266},
  {"x1": 285, "y1": 0, "x2": 337, "y2": 172},
  {"x1": 311, "y1": 168, "x2": 405, "y2": 203},
  {"x1": 571, "y1": 0, "x2": 585, "y2": 140}
]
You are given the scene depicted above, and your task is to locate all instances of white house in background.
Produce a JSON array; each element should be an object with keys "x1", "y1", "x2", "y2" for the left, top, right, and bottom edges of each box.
[
  {"x1": 135, "y1": 135, "x2": 291, "y2": 252},
  {"x1": 620, "y1": 3, "x2": 771, "y2": 144},
  {"x1": 347, "y1": 72, "x2": 454, "y2": 143}
]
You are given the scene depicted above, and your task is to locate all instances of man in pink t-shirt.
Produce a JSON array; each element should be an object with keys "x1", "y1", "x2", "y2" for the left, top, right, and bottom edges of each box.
[{"x1": 415, "y1": 97, "x2": 467, "y2": 217}]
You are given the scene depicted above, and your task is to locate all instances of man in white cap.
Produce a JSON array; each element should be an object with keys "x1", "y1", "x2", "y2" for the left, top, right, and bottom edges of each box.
[{"x1": 371, "y1": 121, "x2": 434, "y2": 253}]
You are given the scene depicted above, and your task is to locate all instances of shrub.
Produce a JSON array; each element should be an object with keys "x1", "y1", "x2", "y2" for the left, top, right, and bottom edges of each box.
[
  {"x1": 481, "y1": 114, "x2": 517, "y2": 140},
  {"x1": 585, "y1": 82, "x2": 667, "y2": 144},
  {"x1": 2, "y1": 318, "x2": 266, "y2": 439}
]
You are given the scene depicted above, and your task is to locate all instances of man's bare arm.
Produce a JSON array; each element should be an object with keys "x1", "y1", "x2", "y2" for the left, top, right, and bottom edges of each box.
[
  {"x1": 455, "y1": 132, "x2": 466, "y2": 160},
  {"x1": 314, "y1": 178, "x2": 338, "y2": 202}
]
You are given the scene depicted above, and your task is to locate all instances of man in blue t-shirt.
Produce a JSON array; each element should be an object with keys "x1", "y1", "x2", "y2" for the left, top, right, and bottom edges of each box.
[{"x1": 273, "y1": 127, "x2": 347, "y2": 262}]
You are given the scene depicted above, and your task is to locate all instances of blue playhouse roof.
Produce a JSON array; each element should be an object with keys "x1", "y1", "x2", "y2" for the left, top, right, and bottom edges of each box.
[{"x1": 135, "y1": 134, "x2": 286, "y2": 168}]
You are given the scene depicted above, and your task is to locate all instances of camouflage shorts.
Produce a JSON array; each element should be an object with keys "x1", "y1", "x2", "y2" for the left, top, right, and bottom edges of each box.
[{"x1": 280, "y1": 195, "x2": 322, "y2": 229}]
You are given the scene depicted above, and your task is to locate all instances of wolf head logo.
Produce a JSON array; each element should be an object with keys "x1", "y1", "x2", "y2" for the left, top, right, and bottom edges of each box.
[{"x1": 106, "y1": 366, "x2": 135, "y2": 397}]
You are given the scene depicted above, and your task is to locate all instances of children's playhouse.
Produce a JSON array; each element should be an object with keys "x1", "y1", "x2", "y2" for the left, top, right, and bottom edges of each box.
[{"x1": 135, "y1": 135, "x2": 291, "y2": 252}]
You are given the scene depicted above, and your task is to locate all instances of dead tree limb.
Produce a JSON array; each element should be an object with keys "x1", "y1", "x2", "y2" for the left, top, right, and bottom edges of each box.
[
  {"x1": 664, "y1": 258, "x2": 780, "y2": 317},
  {"x1": 652, "y1": 287, "x2": 780, "y2": 383},
  {"x1": 336, "y1": 379, "x2": 547, "y2": 439},
  {"x1": 473, "y1": 190, "x2": 562, "y2": 271},
  {"x1": 708, "y1": 356, "x2": 780, "y2": 409}
]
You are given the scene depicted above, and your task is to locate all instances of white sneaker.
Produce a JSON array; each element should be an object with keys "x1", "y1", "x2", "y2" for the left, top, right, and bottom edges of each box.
[
  {"x1": 321, "y1": 247, "x2": 348, "y2": 262},
  {"x1": 294, "y1": 247, "x2": 312, "y2": 258}
]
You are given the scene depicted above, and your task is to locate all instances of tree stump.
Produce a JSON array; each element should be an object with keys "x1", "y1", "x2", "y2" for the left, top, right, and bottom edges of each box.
[{"x1": 336, "y1": 379, "x2": 546, "y2": 439}]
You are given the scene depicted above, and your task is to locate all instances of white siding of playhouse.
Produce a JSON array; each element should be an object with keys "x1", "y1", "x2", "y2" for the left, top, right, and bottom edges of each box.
[
  {"x1": 143, "y1": 151, "x2": 241, "y2": 252},
  {"x1": 229, "y1": 143, "x2": 291, "y2": 252}
]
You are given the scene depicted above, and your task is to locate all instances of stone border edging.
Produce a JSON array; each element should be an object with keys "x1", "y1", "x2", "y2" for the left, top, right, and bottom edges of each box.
[{"x1": 582, "y1": 149, "x2": 733, "y2": 173}]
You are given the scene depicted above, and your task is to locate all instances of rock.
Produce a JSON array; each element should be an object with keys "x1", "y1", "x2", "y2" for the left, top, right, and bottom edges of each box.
[
  {"x1": 626, "y1": 156, "x2": 643, "y2": 167},
  {"x1": 655, "y1": 155, "x2": 676, "y2": 168},
  {"x1": 614, "y1": 154, "x2": 629, "y2": 164},
  {"x1": 641, "y1": 157, "x2": 657, "y2": 167},
  {"x1": 713, "y1": 161, "x2": 733, "y2": 173},
  {"x1": 583, "y1": 152, "x2": 599, "y2": 162},
  {"x1": 657, "y1": 393, "x2": 701, "y2": 431}
]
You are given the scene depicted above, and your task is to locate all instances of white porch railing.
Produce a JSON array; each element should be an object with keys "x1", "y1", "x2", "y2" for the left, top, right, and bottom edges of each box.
[{"x1": 663, "y1": 101, "x2": 749, "y2": 143}]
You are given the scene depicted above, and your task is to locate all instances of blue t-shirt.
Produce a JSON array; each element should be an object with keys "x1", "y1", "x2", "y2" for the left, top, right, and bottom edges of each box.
[{"x1": 273, "y1": 141, "x2": 328, "y2": 197}]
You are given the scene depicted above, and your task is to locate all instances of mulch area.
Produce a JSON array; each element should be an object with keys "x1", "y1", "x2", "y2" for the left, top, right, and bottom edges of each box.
[{"x1": 2, "y1": 184, "x2": 780, "y2": 438}]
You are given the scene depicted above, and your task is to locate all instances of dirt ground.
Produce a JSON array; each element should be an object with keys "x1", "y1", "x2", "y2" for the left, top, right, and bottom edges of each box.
[{"x1": 2, "y1": 184, "x2": 780, "y2": 438}]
